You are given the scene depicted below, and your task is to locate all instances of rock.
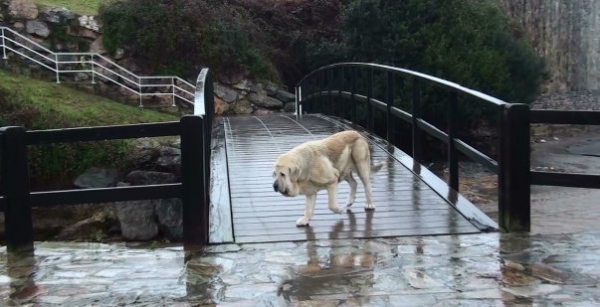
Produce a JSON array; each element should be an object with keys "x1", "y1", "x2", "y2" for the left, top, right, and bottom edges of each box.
[
  {"x1": 155, "y1": 91, "x2": 174, "y2": 106},
  {"x1": 155, "y1": 146, "x2": 181, "y2": 176},
  {"x1": 25, "y1": 20, "x2": 50, "y2": 38},
  {"x1": 74, "y1": 168, "x2": 118, "y2": 189},
  {"x1": 114, "y1": 182, "x2": 159, "y2": 241},
  {"x1": 114, "y1": 48, "x2": 125, "y2": 60},
  {"x1": 54, "y1": 210, "x2": 117, "y2": 241},
  {"x1": 264, "y1": 82, "x2": 278, "y2": 96},
  {"x1": 8, "y1": 0, "x2": 39, "y2": 20},
  {"x1": 284, "y1": 102, "x2": 296, "y2": 113},
  {"x1": 13, "y1": 21, "x2": 24, "y2": 31},
  {"x1": 41, "y1": 6, "x2": 76, "y2": 24},
  {"x1": 90, "y1": 36, "x2": 107, "y2": 54},
  {"x1": 276, "y1": 89, "x2": 296, "y2": 103},
  {"x1": 125, "y1": 170, "x2": 176, "y2": 185},
  {"x1": 213, "y1": 82, "x2": 238, "y2": 103},
  {"x1": 67, "y1": 27, "x2": 98, "y2": 40},
  {"x1": 232, "y1": 79, "x2": 252, "y2": 91},
  {"x1": 155, "y1": 198, "x2": 182, "y2": 240},
  {"x1": 214, "y1": 97, "x2": 229, "y2": 115},
  {"x1": 255, "y1": 108, "x2": 274, "y2": 116},
  {"x1": 78, "y1": 15, "x2": 101, "y2": 32},
  {"x1": 231, "y1": 99, "x2": 254, "y2": 115},
  {"x1": 248, "y1": 92, "x2": 283, "y2": 109}
]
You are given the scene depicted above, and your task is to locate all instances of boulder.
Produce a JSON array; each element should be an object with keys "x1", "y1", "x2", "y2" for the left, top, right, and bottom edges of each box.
[
  {"x1": 155, "y1": 198, "x2": 182, "y2": 240},
  {"x1": 74, "y1": 167, "x2": 118, "y2": 189},
  {"x1": 284, "y1": 102, "x2": 296, "y2": 113},
  {"x1": 155, "y1": 146, "x2": 181, "y2": 176},
  {"x1": 276, "y1": 89, "x2": 296, "y2": 103},
  {"x1": 214, "y1": 96, "x2": 229, "y2": 115},
  {"x1": 8, "y1": 0, "x2": 39, "y2": 20},
  {"x1": 78, "y1": 15, "x2": 101, "y2": 32},
  {"x1": 213, "y1": 82, "x2": 238, "y2": 103},
  {"x1": 231, "y1": 99, "x2": 254, "y2": 115},
  {"x1": 248, "y1": 92, "x2": 283, "y2": 109},
  {"x1": 90, "y1": 36, "x2": 107, "y2": 54},
  {"x1": 41, "y1": 7, "x2": 76, "y2": 24},
  {"x1": 114, "y1": 182, "x2": 159, "y2": 241},
  {"x1": 125, "y1": 170, "x2": 176, "y2": 185},
  {"x1": 25, "y1": 20, "x2": 50, "y2": 38},
  {"x1": 264, "y1": 82, "x2": 278, "y2": 96}
]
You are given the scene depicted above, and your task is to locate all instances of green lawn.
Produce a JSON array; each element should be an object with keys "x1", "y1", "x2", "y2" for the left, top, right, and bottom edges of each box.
[
  {"x1": 0, "y1": 70, "x2": 177, "y2": 129},
  {"x1": 34, "y1": 0, "x2": 112, "y2": 15}
]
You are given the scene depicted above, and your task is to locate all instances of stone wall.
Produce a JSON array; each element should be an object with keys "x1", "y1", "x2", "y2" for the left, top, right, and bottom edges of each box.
[{"x1": 498, "y1": 0, "x2": 600, "y2": 94}]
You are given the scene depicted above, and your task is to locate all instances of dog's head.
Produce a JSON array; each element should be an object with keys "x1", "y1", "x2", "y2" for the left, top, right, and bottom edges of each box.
[{"x1": 273, "y1": 154, "x2": 302, "y2": 197}]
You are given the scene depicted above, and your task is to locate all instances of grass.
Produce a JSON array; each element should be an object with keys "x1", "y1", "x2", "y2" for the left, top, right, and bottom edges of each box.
[
  {"x1": 34, "y1": 0, "x2": 112, "y2": 15},
  {"x1": 0, "y1": 70, "x2": 179, "y2": 189},
  {"x1": 0, "y1": 70, "x2": 177, "y2": 128}
]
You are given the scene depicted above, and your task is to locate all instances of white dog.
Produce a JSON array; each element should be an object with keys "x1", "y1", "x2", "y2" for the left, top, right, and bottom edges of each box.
[{"x1": 272, "y1": 130, "x2": 385, "y2": 226}]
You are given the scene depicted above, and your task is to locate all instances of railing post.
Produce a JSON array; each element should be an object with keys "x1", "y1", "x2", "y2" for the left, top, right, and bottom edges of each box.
[
  {"x1": 328, "y1": 68, "x2": 334, "y2": 116},
  {"x1": 171, "y1": 77, "x2": 176, "y2": 107},
  {"x1": 351, "y1": 67, "x2": 357, "y2": 123},
  {"x1": 447, "y1": 92, "x2": 459, "y2": 191},
  {"x1": 55, "y1": 54, "x2": 60, "y2": 83},
  {"x1": 0, "y1": 126, "x2": 34, "y2": 254},
  {"x1": 90, "y1": 54, "x2": 96, "y2": 84},
  {"x1": 366, "y1": 69, "x2": 374, "y2": 131},
  {"x1": 386, "y1": 71, "x2": 395, "y2": 143},
  {"x1": 498, "y1": 103, "x2": 531, "y2": 232},
  {"x1": 2, "y1": 27, "x2": 7, "y2": 60},
  {"x1": 412, "y1": 78, "x2": 423, "y2": 162},
  {"x1": 180, "y1": 115, "x2": 208, "y2": 246}
]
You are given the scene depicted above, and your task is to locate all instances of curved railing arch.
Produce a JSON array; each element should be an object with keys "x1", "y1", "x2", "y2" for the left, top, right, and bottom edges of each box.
[{"x1": 296, "y1": 62, "x2": 531, "y2": 232}]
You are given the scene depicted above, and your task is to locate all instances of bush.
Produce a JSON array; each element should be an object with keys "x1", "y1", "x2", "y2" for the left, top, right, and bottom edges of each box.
[
  {"x1": 99, "y1": 0, "x2": 279, "y2": 82},
  {"x1": 307, "y1": 0, "x2": 547, "y2": 125}
]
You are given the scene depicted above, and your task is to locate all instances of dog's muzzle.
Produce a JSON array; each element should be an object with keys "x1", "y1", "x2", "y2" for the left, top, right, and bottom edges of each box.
[{"x1": 273, "y1": 182, "x2": 289, "y2": 196}]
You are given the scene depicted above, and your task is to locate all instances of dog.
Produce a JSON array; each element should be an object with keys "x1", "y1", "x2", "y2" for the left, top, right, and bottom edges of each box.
[{"x1": 272, "y1": 130, "x2": 385, "y2": 226}]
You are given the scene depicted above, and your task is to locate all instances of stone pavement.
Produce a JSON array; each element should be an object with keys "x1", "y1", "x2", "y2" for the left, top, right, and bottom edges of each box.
[{"x1": 1, "y1": 229, "x2": 600, "y2": 306}]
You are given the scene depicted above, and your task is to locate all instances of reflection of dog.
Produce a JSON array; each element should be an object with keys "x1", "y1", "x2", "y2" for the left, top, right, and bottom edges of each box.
[{"x1": 272, "y1": 130, "x2": 385, "y2": 226}]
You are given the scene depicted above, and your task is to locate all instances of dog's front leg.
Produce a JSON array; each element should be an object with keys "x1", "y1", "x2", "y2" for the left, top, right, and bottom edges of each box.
[
  {"x1": 296, "y1": 193, "x2": 317, "y2": 226},
  {"x1": 326, "y1": 183, "x2": 343, "y2": 214}
]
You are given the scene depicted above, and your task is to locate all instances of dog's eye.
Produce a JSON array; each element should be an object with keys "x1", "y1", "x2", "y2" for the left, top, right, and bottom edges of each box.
[{"x1": 280, "y1": 173, "x2": 285, "y2": 177}]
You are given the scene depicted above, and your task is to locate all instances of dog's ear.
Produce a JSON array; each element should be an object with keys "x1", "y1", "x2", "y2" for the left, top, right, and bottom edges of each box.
[{"x1": 289, "y1": 164, "x2": 302, "y2": 181}]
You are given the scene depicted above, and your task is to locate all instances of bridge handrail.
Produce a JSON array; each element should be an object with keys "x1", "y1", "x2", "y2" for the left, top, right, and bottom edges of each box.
[
  {"x1": 0, "y1": 26, "x2": 195, "y2": 107},
  {"x1": 296, "y1": 62, "x2": 510, "y2": 107},
  {"x1": 0, "y1": 68, "x2": 214, "y2": 254},
  {"x1": 295, "y1": 62, "x2": 530, "y2": 233}
]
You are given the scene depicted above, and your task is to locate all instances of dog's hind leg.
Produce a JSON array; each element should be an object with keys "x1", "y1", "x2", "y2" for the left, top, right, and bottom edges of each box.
[
  {"x1": 355, "y1": 163, "x2": 375, "y2": 210},
  {"x1": 345, "y1": 174, "x2": 357, "y2": 207},
  {"x1": 297, "y1": 193, "x2": 317, "y2": 226}
]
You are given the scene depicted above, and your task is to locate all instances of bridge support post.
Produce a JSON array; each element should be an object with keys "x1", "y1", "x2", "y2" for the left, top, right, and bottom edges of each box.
[
  {"x1": 0, "y1": 126, "x2": 34, "y2": 254},
  {"x1": 180, "y1": 115, "x2": 209, "y2": 246},
  {"x1": 498, "y1": 104, "x2": 531, "y2": 232}
]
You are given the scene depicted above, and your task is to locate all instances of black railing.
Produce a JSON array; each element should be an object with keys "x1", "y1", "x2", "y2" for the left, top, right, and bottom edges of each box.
[
  {"x1": 0, "y1": 68, "x2": 214, "y2": 254},
  {"x1": 296, "y1": 62, "x2": 531, "y2": 233},
  {"x1": 530, "y1": 110, "x2": 600, "y2": 189}
]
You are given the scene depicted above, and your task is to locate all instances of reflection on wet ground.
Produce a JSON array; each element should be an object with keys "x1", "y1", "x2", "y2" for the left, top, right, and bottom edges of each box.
[{"x1": 1, "y1": 230, "x2": 600, "y2": 306}]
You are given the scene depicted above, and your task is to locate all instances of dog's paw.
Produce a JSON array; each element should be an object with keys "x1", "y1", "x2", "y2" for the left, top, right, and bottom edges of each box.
[
  {"x1": 365, "y1": 203, "x2": 375, "y2": 211},
  {"x1": 346, "y1": 202, "x2": 354, "y2": 207},
  {"x1": 296, "y1": 217, "x2": 310, "y2": 227},
  {"x1": 330, "y1": 206, "x2": 344, "y2": 214}
]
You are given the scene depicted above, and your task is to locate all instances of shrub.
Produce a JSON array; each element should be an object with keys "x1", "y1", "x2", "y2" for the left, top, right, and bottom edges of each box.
[
  {"x1": 99, "y1": 0, "x2": 279, "y2": 82},
  {"x1": 307, "y1": 0, "x2": 547, "y2": 126}
]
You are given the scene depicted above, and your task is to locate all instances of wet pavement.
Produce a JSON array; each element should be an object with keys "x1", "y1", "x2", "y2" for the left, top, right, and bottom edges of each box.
[{"x1": 1, "y1": 230, "x2": 600, "y2": 306}]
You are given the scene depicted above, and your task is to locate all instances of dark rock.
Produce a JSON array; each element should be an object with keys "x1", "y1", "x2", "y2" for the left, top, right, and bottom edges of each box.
[
  {"x1": 213, "y1": 82, "x2": 238, "y2": 103},
  {"x1": 276, "y1": 89, "x2": 296, "y2": 103},
  {"x1": 248, "y1": 92, "x2": 283, "y2": 109},
  {"x1": 114, "y1": 182, "x2": 159, "y2": 241},
  {"x1": 155, "y1": 146, "x2": 181, "y2": 176},
  {"x1": 74, "y1": 167, "x2": 118, "y2": 188},
  {"x1": 284, "y1": 102, "x2": 296, "y2": 113},
  {"x1": 264, "y1": 82, "x2": 278, "y2": 96},
  {"x1": 41, "y1": 7, "x2": 76, "y2": 24},
  {"x1": 155, "y1": 198, "x2": 182, "y2": 240},
  {"x1": 25, "y1": 20, "x2": 50, "y2": 38},
  {"x1": 125, "y1": 170, "x2": 176, "y2": 185}
]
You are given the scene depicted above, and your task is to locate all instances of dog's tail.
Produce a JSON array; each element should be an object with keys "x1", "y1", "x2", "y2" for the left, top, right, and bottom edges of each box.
[{"x1": 370, "y1": 161, "x2": 386, "y2": 175}]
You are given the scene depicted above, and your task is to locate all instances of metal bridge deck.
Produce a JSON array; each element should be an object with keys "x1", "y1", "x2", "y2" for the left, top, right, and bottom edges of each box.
[{"x1": 209, "y1": 114, "x2": 496, "y2": 244}]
